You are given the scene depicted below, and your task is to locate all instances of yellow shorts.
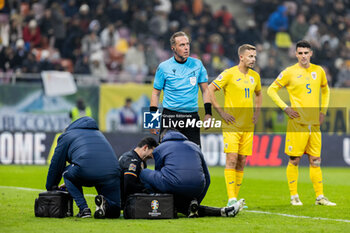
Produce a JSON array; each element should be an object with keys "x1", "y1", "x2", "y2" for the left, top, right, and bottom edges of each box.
[
  {"x1": 285, "y1": 120, "x2": 321, "y2": 157},
  {"x1": 223, "y1": 131, "x2": 253, "y2": 155}
]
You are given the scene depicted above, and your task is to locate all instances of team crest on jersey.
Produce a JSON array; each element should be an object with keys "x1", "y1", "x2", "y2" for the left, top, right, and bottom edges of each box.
[
  {"x1": 190, "y1": 76, "x2": 197, "y2": 86},
  {"x1": 216, "y1": 74, "x2": 223, "y2": 81},
  {"x1": 128, "y1": 163, "x2": 137, "y2": 171},
  {"x1": 311, "y1": 72, "x2": 317, "y2": 80},
  {"x1": 278, "y1": 73, "x2": 283, "y2": 80},
  {"x1": 249, "y1": 76, "x2": 254, "y2": 84}
]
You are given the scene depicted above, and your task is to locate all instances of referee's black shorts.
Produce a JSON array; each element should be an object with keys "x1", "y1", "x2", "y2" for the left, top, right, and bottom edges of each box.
[{"x1": 160, "y1": 108, "x2": 201, "y2": 146}]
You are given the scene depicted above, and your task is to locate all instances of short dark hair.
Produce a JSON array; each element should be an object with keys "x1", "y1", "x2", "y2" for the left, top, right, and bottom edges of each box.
[
  {"x1": 137, "y1": 137, "x2": 158, "y2": 149},
  {"x1": 296, "y1": 40, "x2": 311, "y2": 50}
]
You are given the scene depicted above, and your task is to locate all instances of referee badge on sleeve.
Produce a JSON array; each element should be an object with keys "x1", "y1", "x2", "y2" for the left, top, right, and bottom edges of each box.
[{"x1": 190, "y1": 76, "x2": 197, "y2": 86}]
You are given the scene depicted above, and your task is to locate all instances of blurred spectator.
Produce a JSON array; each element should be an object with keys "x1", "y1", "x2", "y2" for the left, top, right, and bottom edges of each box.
[
  {"x1": 123, "y1": 41, "x2": 148, "y2": 82},
  {"x1": 131, "y1": 11, "x2": 149, "y2": 39},
  {"x1": 237, "y1": 19, "x2": 261, "y2": 46},
  {"x1": 144, "y1": 40, "x2": 160, "y2": 76},
  {"x1": 148, "y1": 10, "x2": 168, "y2": 39},
  {"x1": 205, "y1": 34, "x2": 224, "y2": 56},
  {"x1": 335, "y1": 60, "x2": 350, "y2": 88},
  {"x1": 0, "y1": 47, "x2": 15, "y2": 71},
  {"x1": 51, "y1": 3, "x2": 66, "y2": 54},
  {"x1": 89, "y1": 51, "x2": 108, "y2": 79},
  {"x1": 74, "y1": 55, "x2": 91, "y2": 74},
  {"x1": 169, "y1": 1, "x2": 188, "y2": 28},
  {"x1": 304, "y1": 15, "x2": 322, "y2": 49},
  {"x1": 9, "y1": 16, "x2": 22, "y2": 47},
  {"x1": 38, "y1": 9, "x2": 54, "y2": 48},
  {"x1": 62, "y1": 16, "x2": 83, "y2": 60},
  {"x1": 100, "y1": 24, "x2": 120, "y2": 48},
  {"x1": 256, "y1": 43, "x2": 270, "y2": 70},
  {"x1": 289, "y1": 13, "x2": 309, "y2": 42},
  {"x1": 261, "y1": 57, "x2": 280, "y2": 79},
  {"x1": 64, "y1": 0, "x2": 79, "y2": 18},
  {"x1": 266, "y1": 5, "x2": 289, "y2": 41},
  {"x1": 0, "y1": 14, "x2": 9, "y2": 47},
  {"x1": 22, "y1": 52, "x2": 40, "y2": 73},
  {"x1": 81, "y1": 31, "x2": 102, "y2": 56},
  {"x1": 13, "y1": 39, "x2": 27, "y2": 71},
  {"x1": 39, "y1": 50, "x2": 54, "y2": 71},
  {"x1": 107, "y1": 2, "x2": 127, "y2": 25},
  {"x1": 95, "y1": 3, "x2": 109, "y2": 30},
  {"x1": 154, "y1": 0, "x2": 172, "y2": 15},
  {"x1": 120, "y1": 98, "x2": 137, "y2": 125},
  {"x1": 23, "y1": 19, "x2": 41, "y2": 49},
  {"x1": 88, "y1": 19, "x2": 100, "y2": 34},
  {"x1": 214, "y1": 5, "x2": 233, "y2": 28},
  {"x1": 78, "y1": 4, "x2": 91, "y2": 34},
  {"x1": 320, "y1": 31, "x2": 339, "y2": 52}
]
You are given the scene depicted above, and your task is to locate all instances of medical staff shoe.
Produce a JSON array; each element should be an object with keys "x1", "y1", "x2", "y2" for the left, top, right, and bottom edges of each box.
[
  {"x1": 76, "y1": 208, "x2": 91, "y2": 218},
  {"x1": 315, "y1": 196, "x2": 336, "y2": 206},
  {"x1": 94, "y1": 195, "x2": 107, "y2": 219},
  {"x1": 222, "y1": 198, "x2": 245, "y2": 217},
  {"x1": 188, "y1": 199, "x2": 199, "y2": 218}
]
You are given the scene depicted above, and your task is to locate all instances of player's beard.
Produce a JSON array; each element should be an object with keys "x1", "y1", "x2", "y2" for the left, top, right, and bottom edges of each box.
[{"x1": 247, "y1": 62, "x2": 255, "y2": 68}]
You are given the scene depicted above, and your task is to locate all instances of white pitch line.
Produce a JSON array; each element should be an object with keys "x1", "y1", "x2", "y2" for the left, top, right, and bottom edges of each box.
[
  {"x1": 1, "y1": 186, "x2": 350, "y2": 223},
  {"x1": 246, "y1": 210, "x2": 350, "y2": 223}
]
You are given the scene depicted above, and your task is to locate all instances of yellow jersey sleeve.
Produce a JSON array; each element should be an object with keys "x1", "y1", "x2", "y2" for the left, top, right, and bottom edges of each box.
[
  {"x1": 212, "y1": 70, "x2": 230, "y2": 90},
  {"x1": 320, "y1": 67, "x2": 328, "y2": 87},
  {"x1": 255, "y1": 74, "x2": 262, "y2": 93},
  {"x1": 267, "y1": 81, "x2": 288, "y2": 110},
  {"x1": 274, "y1": 70, "x2": 290, "y2": 87},
  {"x1": 320, "y1": 67, "x2": 329, "y2": 114}
]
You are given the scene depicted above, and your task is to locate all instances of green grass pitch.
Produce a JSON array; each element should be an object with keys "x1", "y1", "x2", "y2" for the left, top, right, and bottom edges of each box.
[{"x1": 1, "y1": 165, "x2": 349, "y2": 233}]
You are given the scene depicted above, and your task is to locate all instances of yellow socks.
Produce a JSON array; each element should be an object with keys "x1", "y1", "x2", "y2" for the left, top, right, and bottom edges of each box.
[
  {"x1": 310, "y1": 166, "x2": 323, "y2": 198},
  {"x1": 235, "y1": 170, "x2": 244, "y2": 197},
  {"x1": 224, "y1": 169, "x2": 236, "y2": 199},
  {"x1": 287, "y1": 162, "x2": 298, "y2": 196}
]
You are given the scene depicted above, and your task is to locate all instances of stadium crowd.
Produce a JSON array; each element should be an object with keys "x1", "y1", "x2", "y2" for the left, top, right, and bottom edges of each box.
[{"x1": 0, "y1": 0, "x2": 349, "y2": 86}]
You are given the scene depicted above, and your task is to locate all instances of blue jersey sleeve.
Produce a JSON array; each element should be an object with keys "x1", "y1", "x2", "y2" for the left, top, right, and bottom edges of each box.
[
  {"x1": 153, "y1": 66, "x2": 165, "y2": 90},
  {"x1": 198, "y1": 61, "x2": 208, "y2": 83}
]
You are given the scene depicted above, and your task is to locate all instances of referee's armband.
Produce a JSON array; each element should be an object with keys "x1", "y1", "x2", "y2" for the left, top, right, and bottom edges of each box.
[{"x1": 204, "y1": 103, "x2": 212, "y2": 116}]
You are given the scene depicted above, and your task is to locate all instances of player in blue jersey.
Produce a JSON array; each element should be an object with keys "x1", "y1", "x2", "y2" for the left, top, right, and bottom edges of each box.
[{"x1": 150, "y1": 31, "x2": 212, "y2": 146}]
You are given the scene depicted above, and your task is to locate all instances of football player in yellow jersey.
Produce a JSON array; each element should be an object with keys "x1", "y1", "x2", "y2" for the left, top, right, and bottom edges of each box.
[
  {"x1": 209, "y1": 44, "x2": 262, "y2": 207},
  {"x1": 267, "y1": 40, "x2": 336, "y2": 206}
]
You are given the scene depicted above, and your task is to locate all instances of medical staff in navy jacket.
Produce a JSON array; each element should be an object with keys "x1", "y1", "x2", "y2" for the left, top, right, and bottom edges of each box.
[
  {"x1": 140, "y1": 130, "x2": 210, "y2": 214},
  {"x1": 46, "y1": 117, "x2": 121, "y2": 218}
]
